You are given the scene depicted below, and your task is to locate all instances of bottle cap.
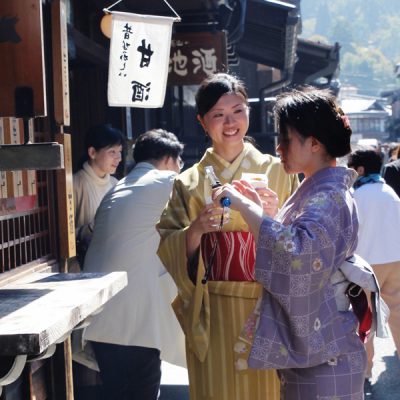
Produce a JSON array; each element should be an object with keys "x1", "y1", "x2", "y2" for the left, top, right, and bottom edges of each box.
[{"x1": 220, "y1": 197, "x2": 231, "y2": 207}]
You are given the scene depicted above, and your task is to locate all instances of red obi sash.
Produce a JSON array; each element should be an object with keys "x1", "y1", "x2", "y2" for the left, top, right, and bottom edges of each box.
[{"x1": 201, "y1": 231, "x2": 256, "y2": 281}]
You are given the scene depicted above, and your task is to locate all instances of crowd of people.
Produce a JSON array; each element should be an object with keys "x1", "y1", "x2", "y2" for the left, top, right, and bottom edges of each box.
[{"x1": 71, "y1": 73, "x2": 400, "y2": 400}]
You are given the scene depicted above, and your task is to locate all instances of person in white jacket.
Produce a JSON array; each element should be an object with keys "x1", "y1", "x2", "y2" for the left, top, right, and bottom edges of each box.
[
  {"x1": 73, "y1": 124, "x2": 125, "y2": 266},
  {"x1": 348, "y1": 148, "x2": 400, "y2": 381},
  {"x1": 83, "y1": 129, "x2": 186, "y2": 400}
]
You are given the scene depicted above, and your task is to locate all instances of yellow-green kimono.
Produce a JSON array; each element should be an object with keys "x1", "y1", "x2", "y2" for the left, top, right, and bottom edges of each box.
[{"x1": 157, "y1": 143, "x2": 298, "y2": 400}]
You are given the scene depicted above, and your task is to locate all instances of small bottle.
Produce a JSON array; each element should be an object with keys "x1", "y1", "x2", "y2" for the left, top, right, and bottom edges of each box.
[{"x1": 205, "y1": 166, "x2": 231, "y2": 207}]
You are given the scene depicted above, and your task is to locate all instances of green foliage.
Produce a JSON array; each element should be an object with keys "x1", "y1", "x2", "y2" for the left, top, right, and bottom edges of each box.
[{"x1": 301, "y1": 0, "x2": 400, "y2": 95}]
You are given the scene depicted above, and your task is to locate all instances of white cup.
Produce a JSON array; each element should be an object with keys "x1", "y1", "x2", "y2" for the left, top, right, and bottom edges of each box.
[{"x1": 241, "y1": 173, "x2": 269, "y2": 189}]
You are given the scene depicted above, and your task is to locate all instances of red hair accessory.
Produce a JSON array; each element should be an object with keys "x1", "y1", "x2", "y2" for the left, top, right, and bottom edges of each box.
[{"x1": 341, "y1": 115, "x2": 351, "y2": 130}]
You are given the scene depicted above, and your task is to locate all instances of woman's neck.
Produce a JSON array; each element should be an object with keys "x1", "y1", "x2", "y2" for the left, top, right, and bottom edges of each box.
[
  {"x1": 213, "y1": 142, "x2": 244, "y2": 163},
  {"x1": 87, "y1": 160, "x2": 106, "y2": 178},
  {"x1": 303, "y1": 157, "x2": 336, "y2": 179}
]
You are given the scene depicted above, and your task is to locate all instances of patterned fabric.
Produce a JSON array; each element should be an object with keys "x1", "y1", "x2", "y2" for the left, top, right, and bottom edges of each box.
[
  {"x1": 201, "y1": 231, "x2": 256, "y2": 281},
  {"x1": 248, "y1": 167, "x2": 367, "y2": 378},
  {"x1": 157, "y1": 143, "x2": 298, "y2": 399},
  {"x1": 278, "y1": 339, "x2": 367, "y2": 400}
]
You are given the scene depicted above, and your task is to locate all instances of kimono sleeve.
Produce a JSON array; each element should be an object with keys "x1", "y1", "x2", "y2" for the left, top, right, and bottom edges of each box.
[
  {"x1": 255, "y1": 190, "x2": 355, "y2": 294},
  {"x1": 157, "y1": 177, "x2": 193, "y2": 292},
  {"x1": 157, "y1": 178, "x2": 211, "y2": 361}
]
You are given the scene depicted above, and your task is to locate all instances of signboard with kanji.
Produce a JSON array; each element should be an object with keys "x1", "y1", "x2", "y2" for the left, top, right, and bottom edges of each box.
[
  {"x1": 108, "y1": 12, "x2": 175, "y2": 108},
  {"x1": 168, "y1": 31, "x2": 227, "y2": 86}
]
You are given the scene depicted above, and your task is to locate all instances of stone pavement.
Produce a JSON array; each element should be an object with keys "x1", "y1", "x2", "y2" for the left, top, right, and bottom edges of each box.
[
  {"x1": 159, "y1": 334, "x2": 400, "y2": 400},
  {"x1": 364, "y1": 333, "x2": 400, "y2": 400}
]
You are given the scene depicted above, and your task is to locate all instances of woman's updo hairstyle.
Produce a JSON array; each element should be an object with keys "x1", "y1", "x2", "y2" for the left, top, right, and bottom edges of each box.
[
  {"x1": 195, "y1": 73, "x2": 248, "y2": 117},
  {"x1": 274, "y1": 87, "x2": 352, "y2": 158}
]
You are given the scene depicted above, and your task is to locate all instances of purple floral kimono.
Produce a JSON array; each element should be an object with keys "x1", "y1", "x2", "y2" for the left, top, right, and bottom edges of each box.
[{"x1": 249, "y1": 167, "x2": 367, "y2": 399}]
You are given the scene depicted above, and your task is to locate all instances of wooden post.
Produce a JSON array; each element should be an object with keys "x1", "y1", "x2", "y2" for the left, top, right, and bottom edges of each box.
[
  {"x1": 53, "y1": 2, "x2": 74, "y2": 398},
  {"x1": 53, "y1": 0, "x2": 75, "y2": 262},
  {"x1": 63, "y1": 336, "x2": 74, "y2": 400},
  {"x1": 55, "y1": 133, "x2": 75, "y2": 262},
  {"x1": 52, "y1": 0, "x2": 70, "y2": 126}
]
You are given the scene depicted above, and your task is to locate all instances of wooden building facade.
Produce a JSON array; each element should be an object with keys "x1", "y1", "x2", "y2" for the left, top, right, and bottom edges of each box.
[{"x1": 0, "y1": 0, "x2": 340, "y2": 398}]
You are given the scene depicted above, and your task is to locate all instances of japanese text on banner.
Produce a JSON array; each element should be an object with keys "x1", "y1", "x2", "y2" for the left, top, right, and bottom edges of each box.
[{"x1": 108, "y1": 12, "x2": 175, "y2": 108}]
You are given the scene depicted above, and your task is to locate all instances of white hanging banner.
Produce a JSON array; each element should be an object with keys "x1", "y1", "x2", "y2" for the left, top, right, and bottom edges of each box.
[{"x1": 107, "y1": 11, "x2": 175, "y2": 108}]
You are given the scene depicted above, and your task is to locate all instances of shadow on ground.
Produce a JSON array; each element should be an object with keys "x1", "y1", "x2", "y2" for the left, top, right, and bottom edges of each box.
[
  {"x1": 159, "y1": 385, "x2": 189, "y2": 400},
  {"x1": 365, "y1": 352, "x2": 400, "y2": 400}
]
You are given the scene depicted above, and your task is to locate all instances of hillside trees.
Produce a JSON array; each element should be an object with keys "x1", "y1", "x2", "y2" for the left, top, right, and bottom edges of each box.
[{"x1": 301, "y1": 0, "x2": 399, "y2": 94}]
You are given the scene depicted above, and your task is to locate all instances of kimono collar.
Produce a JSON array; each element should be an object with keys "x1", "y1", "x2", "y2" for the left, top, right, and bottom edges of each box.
[
  {"x1": 302, "y1": 166, "x2": 358, "y2": 191},
  {"x1": 199, "y1": 143, "x2": 254, "y2": 182}
]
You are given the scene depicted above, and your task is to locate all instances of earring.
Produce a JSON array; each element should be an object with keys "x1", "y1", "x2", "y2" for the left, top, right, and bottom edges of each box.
[{"x1": 205, "y1": 132, "x2": 209, "y2": 144}]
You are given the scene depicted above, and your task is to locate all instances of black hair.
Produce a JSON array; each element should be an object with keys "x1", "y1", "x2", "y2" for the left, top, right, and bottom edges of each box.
[
  {"x1": 243, "y1": 135, "x2": 259, "y2": 149},
  {"x1": 195, "y1": 73, "x2": 248, "y2": 117},
  {"x1": 274, "y1": 87, "x2": 352, "y2": 158},
  {"x1": 78, "y1": 124, "x2": 125, "y2": 169},
  {"x1": 347, "y1": 148, "x2": 383, "y2": 175},
  {"x1": 84, "y1": 124, "x2": 125, "y2": 151},
  {"x1": 133, "y1": 129, "x2": 184, "y2": 163}
]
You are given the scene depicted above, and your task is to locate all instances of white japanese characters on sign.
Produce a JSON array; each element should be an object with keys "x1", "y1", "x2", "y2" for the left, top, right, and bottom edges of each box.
[
  {"x1": 167, "y1": 31, "x2": 227, "y2": 86},
  {"x1": 169, "y1": 47, "x2": 218, "y2": 77},
  {"x1": 108, "y1": 11, "x2": 175, "y2": 108}
]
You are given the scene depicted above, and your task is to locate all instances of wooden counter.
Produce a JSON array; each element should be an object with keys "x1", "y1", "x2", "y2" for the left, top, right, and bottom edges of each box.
[{"x1": 0, "y1": 271, "x2": 127, "y2": 356}]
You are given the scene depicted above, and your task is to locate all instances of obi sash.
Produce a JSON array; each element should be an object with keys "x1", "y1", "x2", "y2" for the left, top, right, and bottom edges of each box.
[{"x1": 201, "y1": 231, "x2": 256, "y2": 281}]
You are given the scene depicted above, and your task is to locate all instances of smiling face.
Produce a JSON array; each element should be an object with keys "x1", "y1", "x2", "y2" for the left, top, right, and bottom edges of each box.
[
  {"x1": 198, "y1": 92, "x2": 249, "y2": 161},
  {"x1": 88, "y1": 144, "x2": 123, "y2": 177}
]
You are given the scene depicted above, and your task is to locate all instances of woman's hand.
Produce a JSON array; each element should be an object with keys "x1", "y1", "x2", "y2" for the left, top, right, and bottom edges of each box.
[
  {"x1": 211, "y1": 182, "x2": 251, "y2": 211},
  {"x1": 212, "y1": 181, "x2": 264, "y2": 241},
  {"x1": 189, "y1": 204, "x2": 229, "y2": 236},
  {"x1": 255, "y1": 187, "x2": 279, "y2": 218},
  {"x1": 232, "y1": 180, "x2": 262, "y2": 207},
  {"x1": 186, "y1": 204, "x2": 229, "y2": 260},
  {"x1": 231, "y1": 180, "x2": 279, "y2": 218}
]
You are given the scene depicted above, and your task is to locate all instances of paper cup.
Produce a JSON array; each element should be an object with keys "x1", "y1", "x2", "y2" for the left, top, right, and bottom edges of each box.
[{"x1": 241, "y1": 173, "x2": 269, "y2": 189}]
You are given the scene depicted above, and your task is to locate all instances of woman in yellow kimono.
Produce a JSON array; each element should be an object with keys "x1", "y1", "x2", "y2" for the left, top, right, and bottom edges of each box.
[{"x1": 157, "y1": 73, "x2": 298, "y2": 400}]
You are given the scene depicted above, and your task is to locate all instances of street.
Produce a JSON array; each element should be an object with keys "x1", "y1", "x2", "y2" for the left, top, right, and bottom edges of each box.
[{"x1": 365, "y1": 333, "x2": 400, "y2": 399}]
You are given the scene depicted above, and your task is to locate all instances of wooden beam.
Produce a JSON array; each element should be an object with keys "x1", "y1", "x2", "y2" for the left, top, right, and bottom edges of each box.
[
  {"x1": 68, "y1": 25, "x2": 108, "y2": 67},
  {"x1": 0, "y1": 143, "x2": 64, "y2": 171}
]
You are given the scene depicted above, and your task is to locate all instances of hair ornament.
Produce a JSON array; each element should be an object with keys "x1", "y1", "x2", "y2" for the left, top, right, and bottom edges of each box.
[{"x1": 341, "y1": 115, "x2": 351, "y2": 130}]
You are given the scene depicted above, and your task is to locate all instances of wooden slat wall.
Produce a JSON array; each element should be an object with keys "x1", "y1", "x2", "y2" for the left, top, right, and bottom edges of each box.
[{"x1": 0, "y1": 117, "x2": 52, "y2": 272}]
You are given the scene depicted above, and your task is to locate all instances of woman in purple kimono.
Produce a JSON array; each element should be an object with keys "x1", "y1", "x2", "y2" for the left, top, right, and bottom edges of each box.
[{"x1": 212, "y1": 87, "x2": 367, "y2": 399}]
